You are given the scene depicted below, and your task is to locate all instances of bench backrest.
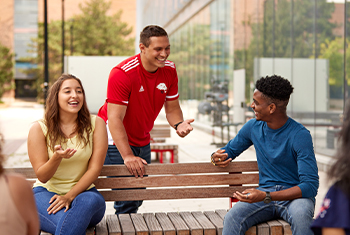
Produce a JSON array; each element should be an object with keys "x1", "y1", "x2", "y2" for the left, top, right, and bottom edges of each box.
[
  {"x1": 150, "y1": 124, "x2": 171, "y2": 138},
  {"x1": 8, "y1": 161, "x2": 259, "y2": 202}
]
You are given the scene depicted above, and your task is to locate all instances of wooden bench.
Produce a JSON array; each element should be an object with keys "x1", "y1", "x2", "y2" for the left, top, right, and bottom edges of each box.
[
  {"x1": 8, "y1": 161, "x2": 292, "y2": 235},
  {"x1": 150, "y1": 124, "x2": 178, "y2": 163}
]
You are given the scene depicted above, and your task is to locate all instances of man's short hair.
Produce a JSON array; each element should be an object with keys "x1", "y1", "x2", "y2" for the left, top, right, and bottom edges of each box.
[
  {"x1": 140, "y1": 25, "x2": 168, "y2": 47},
  {"x1": 256, "y1": 75, "x2": 294, "y2": 101}
]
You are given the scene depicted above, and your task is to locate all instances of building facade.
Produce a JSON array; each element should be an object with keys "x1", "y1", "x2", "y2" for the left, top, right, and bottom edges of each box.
[
  {"x1": 137, "y1": 0, "x2": 349, "y2": 157},
  {"x1": 0, "y1": 0, "x2": 136, "y2": 100}
]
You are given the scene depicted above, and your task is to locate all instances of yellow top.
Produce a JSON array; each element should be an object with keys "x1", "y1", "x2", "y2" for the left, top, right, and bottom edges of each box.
[{"x1": 33, "y1": 115, "x2": 96, "y2": 195}]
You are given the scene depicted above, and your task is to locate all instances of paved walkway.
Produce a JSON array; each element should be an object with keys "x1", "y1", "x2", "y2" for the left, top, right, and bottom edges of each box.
[{"x1": 0, "y1": 99, "x2": 331, "y2": 217}]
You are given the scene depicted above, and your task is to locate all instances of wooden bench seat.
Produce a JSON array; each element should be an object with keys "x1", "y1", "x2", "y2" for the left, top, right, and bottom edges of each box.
[
  {"x1": 150, "y1": 124, "x2": 178, "y2": 163},
  {"x1": 8, "y1": 161, "x2": 292, "y2": 235}
]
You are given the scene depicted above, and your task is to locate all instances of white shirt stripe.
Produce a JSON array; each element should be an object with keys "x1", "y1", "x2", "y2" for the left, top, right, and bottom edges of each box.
[
  {"x1": 124, "y1": 63, "x2": 139, "y2": 72},
  {"x1": 166, "y1": 93, "x2": 179, "y2": 99},
  {"x1": 121, "y1": 57, "x2": 138, "y2": 70},
  {"x1": 165, "y1": 61, "x2": 175, "y2": 68}
]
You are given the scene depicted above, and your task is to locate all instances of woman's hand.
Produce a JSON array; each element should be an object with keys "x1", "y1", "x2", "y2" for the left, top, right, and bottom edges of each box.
[
  {"x1": 54, "y1": 145, "x2": 77, "y2": 159},
  {"x1": 47, "y1": 194, "x2": 73, "y2": 214}
]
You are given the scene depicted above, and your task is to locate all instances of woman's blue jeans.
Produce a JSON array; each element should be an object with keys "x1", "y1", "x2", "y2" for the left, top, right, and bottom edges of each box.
[
  {"x1": 223, "y1": 186, "x2": 315, "y2": 235},
  {"x1": 105, "y1": 144, "x2": 151, "y2": 214},
  {"x1": 33, "y1": 186, "x2": 105, "y2": 235}
]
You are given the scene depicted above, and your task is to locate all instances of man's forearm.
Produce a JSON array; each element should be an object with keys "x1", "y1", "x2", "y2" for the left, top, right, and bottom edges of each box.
[
  {"x1": 270, "y1": 185, "x2": 302, "y2": 201},
  {"x1": 166, "y1": 109, "x2": 184, "y2": 128},
  {"x1": 109, "y1": 120, "x2": 134, "y2": 159}
]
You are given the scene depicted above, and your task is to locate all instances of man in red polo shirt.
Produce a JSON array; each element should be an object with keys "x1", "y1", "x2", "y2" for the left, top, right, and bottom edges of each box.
[{"x1": 98, "y1": 25, "x2": 194, "y2": 214}]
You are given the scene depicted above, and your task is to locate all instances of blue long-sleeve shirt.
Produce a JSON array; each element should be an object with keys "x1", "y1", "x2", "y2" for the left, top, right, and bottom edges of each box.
[{"x1": 222, "y1": 118, "x2": 319, "y2": 198}]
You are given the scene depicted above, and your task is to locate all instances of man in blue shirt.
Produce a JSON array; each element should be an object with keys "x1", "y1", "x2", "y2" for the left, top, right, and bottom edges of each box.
[{"x1": 212, "y1": 75, "x2": 319, "y2": 235}]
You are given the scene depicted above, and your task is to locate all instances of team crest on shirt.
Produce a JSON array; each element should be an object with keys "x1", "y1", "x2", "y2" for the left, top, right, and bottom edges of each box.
[{"x1": 157, "y1": 83, "x2": 167, "y2": 94}]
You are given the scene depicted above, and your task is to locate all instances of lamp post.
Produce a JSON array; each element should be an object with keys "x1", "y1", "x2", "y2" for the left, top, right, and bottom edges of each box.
[
  {"x1": 62, "y1": 0, "x2": 65, "y2": 73},
  {"x1": 70, "y1": 19, "x2": 74, "y2": 55},
  {"x1": 44, "y1": 0, "x2": 49, "y2": 107}
]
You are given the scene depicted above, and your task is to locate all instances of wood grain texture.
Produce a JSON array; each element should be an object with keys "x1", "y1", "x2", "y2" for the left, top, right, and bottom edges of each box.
[
  {"x1": 94, "y1": 174, "x2": 259, "y2": 189},
  {"x1": 130, "y1": 214, "x2": 149, "y2": 235},
  {"x1": 204, "y1": 211, "x2": 224, "y2": 235},
  {"x1": 155, "y1": 212, "x2": 176, "y2": 235},
  {"x1": 95, "y1": 216, "x2": 108, "y2": 235},
  {"x1": 118, "y1": 214, "x2": 135, "y2": 235},
  {"x1": 245, "y1": 226, "x2": 257, "y2": 235},
  {"x1": 9, "y1": 162, "x2": 259, "y2": 177},
  {"x1": 191, "y1": 211, "x2": 216, "y2": 235},
  {"x1": 179, "y1": 211, "x2": 203, "y2": 235},
  {"x1": 167, "y1": 212, "x2": 190, "y2": 235},
  {"x1": 277, "y1": 220, "x2": 292, "y2": 235},
  {"x1": 99, "y1": 186, "x2": 252, "y2": 201},
  {"x1": 267, "y1": 220, "x2": 283, "y2": 235},
  {"x1": 106, "y1": 214, "x2": 121, "y2": 235},
  {"x1": 256, "y1": 222, "x2": 270, "y2": 235},
  {"x1": 143, "y1": 213, "x2": 163, "y2": 235},
  {"x1": 215, "y1": 209, "x2": 228, "y2": 220}
]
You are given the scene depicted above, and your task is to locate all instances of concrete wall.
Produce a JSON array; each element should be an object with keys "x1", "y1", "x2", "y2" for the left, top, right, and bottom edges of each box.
[
  {"x1": 65, "y1": 56, "x2": 128, "y2": 114},
  {"x1": 254, "y1": 58, "x2": 329, "y2": 113}
]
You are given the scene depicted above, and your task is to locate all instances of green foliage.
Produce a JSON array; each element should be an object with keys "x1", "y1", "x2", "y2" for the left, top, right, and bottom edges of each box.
[
  {"x1": 238, "y1": 0, "x2": 336, "y2": 101},
  {"x1": 73, "y1": 0, "x2": 134, "y2": 55},
  {"x1": 319, "y1": 37, "x2": 350, "y2": 87},
  {"x1": 26, "y1": 0, "x2": 134, "y2": 100},
  {"x1": 0, "y1": 42, "x2": 14, "y2": 98}
]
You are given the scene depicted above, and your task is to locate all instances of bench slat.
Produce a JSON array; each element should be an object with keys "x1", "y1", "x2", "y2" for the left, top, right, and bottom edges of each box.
[
  {"x1": 191, "y1": 211, "x2": 216, "y2": 235},
  {"x1": 167, "y1": 212, "x2": 190, "y2": 235},
  {"x1": 118, "y1": 214, "x2": 135, "y2": 235},
  {"x1": 8, "y1": 162, "x2": 259, "y2": 178},
  {"x1": 130, "y1": 213, "x2": 149, "y2": 235},
  {"x1": 106, "y1": 214, "x2": 122, "y2": 235},
  {"x1": 143, "y1": 213, "x2": 163, "y2": 235},
  {"x1": 98, "y1": 162, "x2": 259, "y2": 176},
  {"x1": 6, "y1": 167, "x2": 37, "y2": 178},
  {"x1": 257, "y1": 222, "x2": 270, "y2": 235},
  {"x1": 155, "y1": 212, "x2": 176, "y2": 235},
  {"x1": 267, "y1": 220, "x2": 283, "y2": 235},
  {"x1": 99, "y1": 186, "x2": 253, "y2": 201},
  {"x1": 178, "y1": 211, "x2": 203, "y2": 235},
  {"x1": 215, "y1": 209, "x2": 227, "y2": 220},
  {"x1": 95, "y1": 216, "x2": 108, "y2": 235},
  {"x1": 245, "y1": 226, "x2": 257, "y2": 235},
  {"x1": 94, "y1": 173, "x2": 259, "y2": 189},
  {"x1": 204, "y1": 211, "x2": 224, "y2": 235},
  {"x1": 277, "y1": 220, "x2": 292, "y2": 235}
]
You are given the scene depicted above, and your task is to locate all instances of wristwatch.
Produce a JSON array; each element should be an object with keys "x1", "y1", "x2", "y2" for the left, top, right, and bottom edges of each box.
[
  {"x1": 263, "y1": 191, "x2": 272, "y2": 204},
  {"x1": 174, "y1": 121, "x2": 183, "y2": 130}
]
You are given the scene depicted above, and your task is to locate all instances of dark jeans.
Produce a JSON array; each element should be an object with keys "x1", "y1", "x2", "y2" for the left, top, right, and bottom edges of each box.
[{"x1": 105, "y1": 144, "x2": 151, "y2": 214}]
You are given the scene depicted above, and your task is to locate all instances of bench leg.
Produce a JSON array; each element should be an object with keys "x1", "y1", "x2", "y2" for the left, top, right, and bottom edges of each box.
[
  {"x1": 159, "y1": 152, "x2": 163, "y2": 163},
  {"x1": 170, "y1": 150, "x2": 174, "y2": 163},
  {"x1": 230, "y1": 198, "x2": 239, "y2": 208}
]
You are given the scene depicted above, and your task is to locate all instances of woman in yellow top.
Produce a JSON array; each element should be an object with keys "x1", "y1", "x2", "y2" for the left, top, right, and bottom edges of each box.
[{"x1": 28, "y1": 74, "x2": 108, "y2": 234}]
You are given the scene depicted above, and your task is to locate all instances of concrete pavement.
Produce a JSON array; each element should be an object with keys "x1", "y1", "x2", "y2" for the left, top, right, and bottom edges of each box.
[{"x1": 0, "y1": 99, "x2": 331, "y2": 216}]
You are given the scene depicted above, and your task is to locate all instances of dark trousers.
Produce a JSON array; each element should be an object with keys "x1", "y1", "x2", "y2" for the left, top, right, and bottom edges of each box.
[{"x1": 104, "y1": 144, "x2": 151, "y2": 214}]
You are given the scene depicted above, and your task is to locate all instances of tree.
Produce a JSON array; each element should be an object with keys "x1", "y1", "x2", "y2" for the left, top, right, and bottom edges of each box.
[
  {"x1": 26, "y1": 0, "x2": 134, "y2": 101},
  {"x1": 72, "y1": 0, "x2": 134, "y2": 55},
  {"x1": 0, "y1": 42, "x2": 14, "y2": 99}
]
